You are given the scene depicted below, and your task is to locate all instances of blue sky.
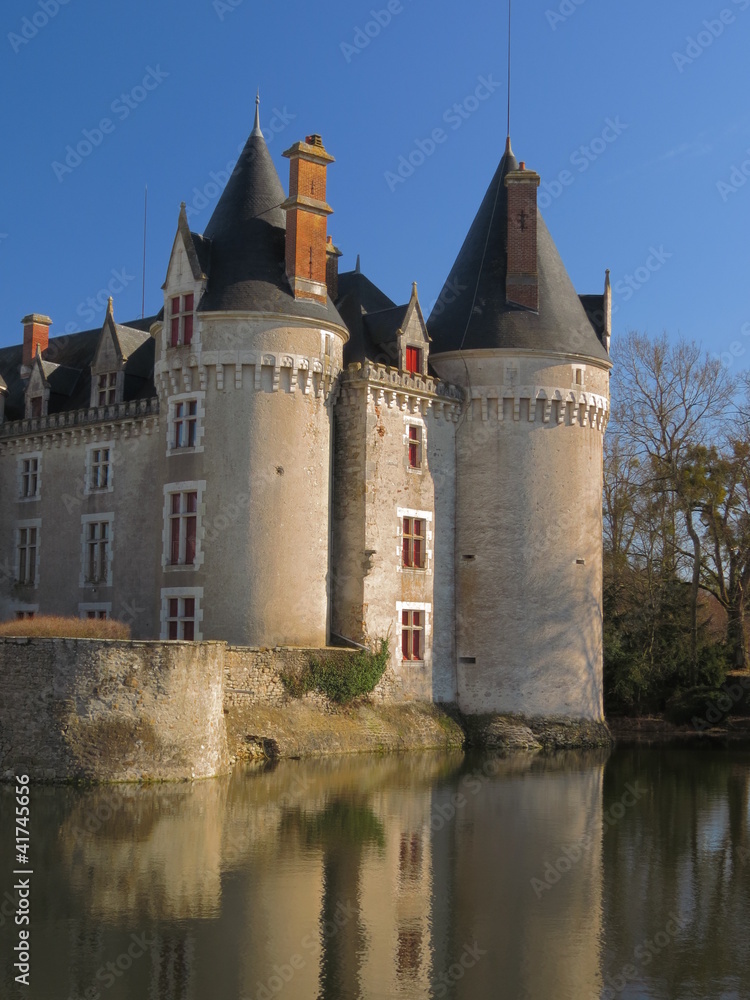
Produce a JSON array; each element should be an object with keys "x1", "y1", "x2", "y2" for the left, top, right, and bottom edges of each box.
[{"x1": 1, "y1": 0, "x2": 748, "y2": 368}]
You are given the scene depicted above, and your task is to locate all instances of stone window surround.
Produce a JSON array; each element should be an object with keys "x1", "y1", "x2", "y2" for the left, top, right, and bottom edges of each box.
[
  {"x1": 85, "y1": 440, "x2": 115, "y2": 495},
  {"x1": 15, "y1": 517, "x2": 42, "y2": 588},
  {"x1": 396, "y1": 601, "x2": 432, "y2": 666},
  {"x1": 79, "y1": 512, "x2": 115, "y2": 588},
  {"x1": 78, "y1": 602, "x2": 112, "y2": 620},
  {"x1": 17, "y1": 450, "x2": 42, "y2": 502},
  {"x1": 166, "y1": 391, "x2": 206, "y2": 456},
  {"x1": 13, "y1": 603, "x2": 39, "y2": 619},
  {"x1": 160, "y1": 586, "x2": 204, "y2": 641},
  {"x1": 403, "y1": 415, "x2": 425, "y2": 474},
  {"x1": 162, "y1": 480, "x2": 207, "y2": 572},
  {"x1": 396, "y1": 507, "x2": 433, "y2": 574}
]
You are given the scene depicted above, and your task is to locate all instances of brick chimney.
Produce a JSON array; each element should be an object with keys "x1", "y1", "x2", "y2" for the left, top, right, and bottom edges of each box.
[
  {"x1": 22, "y1": 314, "x2": 52, "y2": 369},
  {"x1": 281, "y1": 135, "x2": 335, "y2": 304},
  {"x1": 326, "y1": 236, "x2": 343, "y2": 301},
  {"x1": 504, "y1": 162, "x2": 541, "y2": 311}
]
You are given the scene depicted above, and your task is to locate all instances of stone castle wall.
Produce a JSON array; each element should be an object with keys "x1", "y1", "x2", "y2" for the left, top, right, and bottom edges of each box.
[{"x1": 0, "y1": 637, "x2": 228, "y2": 782}]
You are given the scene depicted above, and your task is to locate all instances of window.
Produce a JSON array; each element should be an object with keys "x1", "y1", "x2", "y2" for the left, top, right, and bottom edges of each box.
[
  {"x1": 167, "y1": 596, "x2": 195, "y2": 640},
  {"x1": 30, "y1": 396, "x2": 43, "y2": 418},
  {"x1": 79, "y1": 603, "x2": 111, "y2": 620},
  {"x1": 407, "y1": 425, "x2": 422, "y2": 470},
  {"x1": 402, "y1": 517, "x2": 425, "y2": 569},
  {"x1": 401, "y1": 610, "x2": 424, "y2": 661},
  {"x1": 405, "y1": 346, "x2": 422, "y2": 375},
  {"x1": 163, "y1": 481, "x2": 205, "y2": 571},
  {"x1": 170, "y1": 293, "x2": 194, "y2": 347},
  {"x1": 173, "y1": 401, "x2": 197, "y2": 449},
  {"x1": 90, "y1": 447, "x2": 111, "y2": 490},
  {"x1": 19, "y1": 454, "x2": 41, "y2": 500},
  {"x1": 169, "y1": 491, "x2": 198, "y2": 565},
  {"x1": 97, "y1": 373, "x2": 118, "y2": 406},
  {"x1": 161, "y1": 588, "x2": 203, "y2": 640},
  {"x1": 85, "y1": 521, "x2": 110, "y2": 584},
  {"x1": 16, "y1": 611, "x2": 35, "y2": 621},
  {"x1": 17, "y1": 525, "x2": 39, "y2": 585}
]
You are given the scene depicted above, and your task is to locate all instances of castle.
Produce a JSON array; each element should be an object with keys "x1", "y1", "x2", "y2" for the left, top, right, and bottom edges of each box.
[{"x1": 0, "y1": 99, "x2": 611, "y2": 721}]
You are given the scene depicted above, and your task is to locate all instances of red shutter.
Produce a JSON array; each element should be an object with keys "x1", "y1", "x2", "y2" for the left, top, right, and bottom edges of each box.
[
  {"x1": 183, "y1": 620, "x2": 195, "y2": 641},
  {"x1": 402, "y1": 624, "x2": 410, "y2": 659},
  {"x1": 186, "y1": 517, "x2": 196, "y2": 565},
  {"x1": 170, "y1": 317, "x2": 180, "y2": 347},
  {"x1": 183, "y1": 313, "x2": 193, "y2": 346},
  {"x1": 171, "y1": 518, "x2": 180, "y2": 564}
]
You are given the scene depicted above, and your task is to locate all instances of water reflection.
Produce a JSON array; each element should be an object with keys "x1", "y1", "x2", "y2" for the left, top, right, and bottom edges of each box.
[{"x1": 1, "y1": 747, "x2": 749, "y2": 999}]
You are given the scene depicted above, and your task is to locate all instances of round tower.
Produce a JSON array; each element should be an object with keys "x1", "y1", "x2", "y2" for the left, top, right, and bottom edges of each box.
[
  {"x1": 153, "y1": 100, "x2": 348, "y2": 646},
  {"x1": 428, "y1": 139, "x2": 611, "y2": 721}
]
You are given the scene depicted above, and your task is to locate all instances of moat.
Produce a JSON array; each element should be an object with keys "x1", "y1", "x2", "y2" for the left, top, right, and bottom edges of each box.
[{"x1": 1, "y1": 745, "x2": 749, "y2": 1000}]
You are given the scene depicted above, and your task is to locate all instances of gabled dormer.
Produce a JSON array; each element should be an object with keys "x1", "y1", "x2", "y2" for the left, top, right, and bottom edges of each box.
[
  {"x1": 361, "y1": 282, "x2": 431, "y2": 376},
  {"x1": 89, "y1": 299, "x2": 151, "y2": 408},
  {"x1": 397, "y1": 283, "x2": 430, "y2": 377},
  {"x1": 25, "y1": 347, "x2": 53, "y2": 419},
  {"x1": 161, "y1": 203, "x2": 210, "y2": 354}
]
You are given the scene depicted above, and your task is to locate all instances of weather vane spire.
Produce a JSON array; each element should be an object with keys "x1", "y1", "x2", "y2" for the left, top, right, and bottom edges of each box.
[
  {"x1": 507, "y1": 0, "x2": 512, "y2": 143},
  {"x1": 252, "y1": 88, "x2": 262, "y2": 137}
]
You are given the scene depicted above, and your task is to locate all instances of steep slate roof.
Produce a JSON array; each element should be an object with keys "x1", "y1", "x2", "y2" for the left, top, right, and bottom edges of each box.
[
  {"x1": 0, "y1": 315, "x2": 158, "y2": 422},
  {"x1": 335, "y1": 269, "x2": 398, "y2": 365},
  {"x1": 198, "y1": 107, "x2": 345, "y2": 331},
  {"x1": 427, "y1": 144, "x2": 610, "y2": 364}
]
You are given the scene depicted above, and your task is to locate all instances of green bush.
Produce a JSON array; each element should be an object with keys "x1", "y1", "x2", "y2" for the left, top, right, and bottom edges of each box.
[
  {"x1": 665, "y1": 686, "x2": 735, "y2": 727},
  {"x1": 282, "y1": 639, "x2": 389, "y2": 704}
]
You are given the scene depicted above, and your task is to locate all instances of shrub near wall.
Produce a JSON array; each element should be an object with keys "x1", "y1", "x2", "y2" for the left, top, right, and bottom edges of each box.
[{"x1": 0, "y1": 616, "x2": 130, "y2": 639}]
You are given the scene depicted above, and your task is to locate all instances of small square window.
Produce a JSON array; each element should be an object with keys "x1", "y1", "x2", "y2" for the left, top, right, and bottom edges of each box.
[
  {"x1": 97, "y1": 372, "x2": 118, "y2": 406},
  {"x1": 405, "y1": 346, "x2": 422, "y2": 376},
  {"x1": 90, "y1": 448, "x2": 111, "y2": 490},
  {"x1": 173, "y1": 401, "x2": 198, "y2": 449},
  {"x1": 167, "y1": 596, "x2": 197, "y2": 640}
]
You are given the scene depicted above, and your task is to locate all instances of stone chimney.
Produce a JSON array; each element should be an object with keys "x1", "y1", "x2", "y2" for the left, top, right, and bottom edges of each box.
[
  {"x1": 281, "y1": 134, "x2": 335, "y2": 305},
  {"x1": 326, "y1": 236, "x2": 343, "y2": 301},
  {"x1": 22, "y1": 314, "x2": 52, "y2": 369},
  {"x1": 504, "y1": 162, "x2": 541, "y2": 311}
]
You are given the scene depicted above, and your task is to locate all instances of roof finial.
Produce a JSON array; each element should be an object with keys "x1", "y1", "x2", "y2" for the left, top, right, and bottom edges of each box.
[
  {"x1": 107, "y1": 296, "x2": 114, "y2": 316},
  {"x1": 355, "y1": 254, "x2": 361, "y2": 274},
  {"x1": 252, "y1": 89, "x2": 262, "y2": 137}
]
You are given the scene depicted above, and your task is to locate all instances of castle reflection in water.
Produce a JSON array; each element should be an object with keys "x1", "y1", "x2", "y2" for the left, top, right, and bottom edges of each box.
[{"x1": 2, "y1": 747, "x2": 749, "y2": 1000}]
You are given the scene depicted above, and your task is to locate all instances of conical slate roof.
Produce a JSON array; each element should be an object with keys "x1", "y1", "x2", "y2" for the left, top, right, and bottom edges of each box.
[
  {"x1": 427, "y1": 145, "x2": 609, "y2": 363},
  {"x1": 199, "y1": 105, "x2": 345, "y2": 329}
]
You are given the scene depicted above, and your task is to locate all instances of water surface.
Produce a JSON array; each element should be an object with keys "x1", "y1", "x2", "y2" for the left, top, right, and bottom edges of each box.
[{"x1": 1, "y1": 746, "x2": 749, "y2": 999}]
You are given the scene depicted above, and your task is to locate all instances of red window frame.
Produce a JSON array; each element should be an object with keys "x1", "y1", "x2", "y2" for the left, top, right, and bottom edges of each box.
[
  {"x1": 173, "y1": 400, "x2": 198, "y2": 449},
  {"x1": 97, "y1": 372, "x2": 118, "y2": 406},
  {"x1": 405, "y1": 346, "x2": 422, "y2": 375},
  {"x1": 169, "y1": 491, "x2": 198, "y2": 565},
  {"x1": 402, "y1": 517, "x2": 425, "y2": 569},
  {"x1": 170, "y1": 294, "x2": 195, "y2": 347},
  {"x1": 167, "y1": 597, "x2": 196, "y2": 640},
  {"x1": 401, "y1": 610, "x2": 424, "y2": 661},
  {"x1": 408, "y1": 426, "x2": 422, "y2": 469}
]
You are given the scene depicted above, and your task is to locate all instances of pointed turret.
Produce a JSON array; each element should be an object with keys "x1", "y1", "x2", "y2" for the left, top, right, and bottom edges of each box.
[
  {"x1": 427, "y1": 142, "x2": 609, "y2": 363},
  {"x1": 199, "y1": 101, "x2": 343, "y2": 327}
]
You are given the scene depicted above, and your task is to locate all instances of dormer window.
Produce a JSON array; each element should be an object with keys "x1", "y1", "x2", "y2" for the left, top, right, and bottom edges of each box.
[
  {"x1": 405, "y1": 346, "x2": 422, "y2": 376},
  {"x1": 30, "y1": 396, "x2": 43, "y2": 418},
  {"x1": 97, "y1": 373, "x2": 118, "y2": 406},
  {"x1": 170, "y1": 294, "x2": 194, "y2": 348}
]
